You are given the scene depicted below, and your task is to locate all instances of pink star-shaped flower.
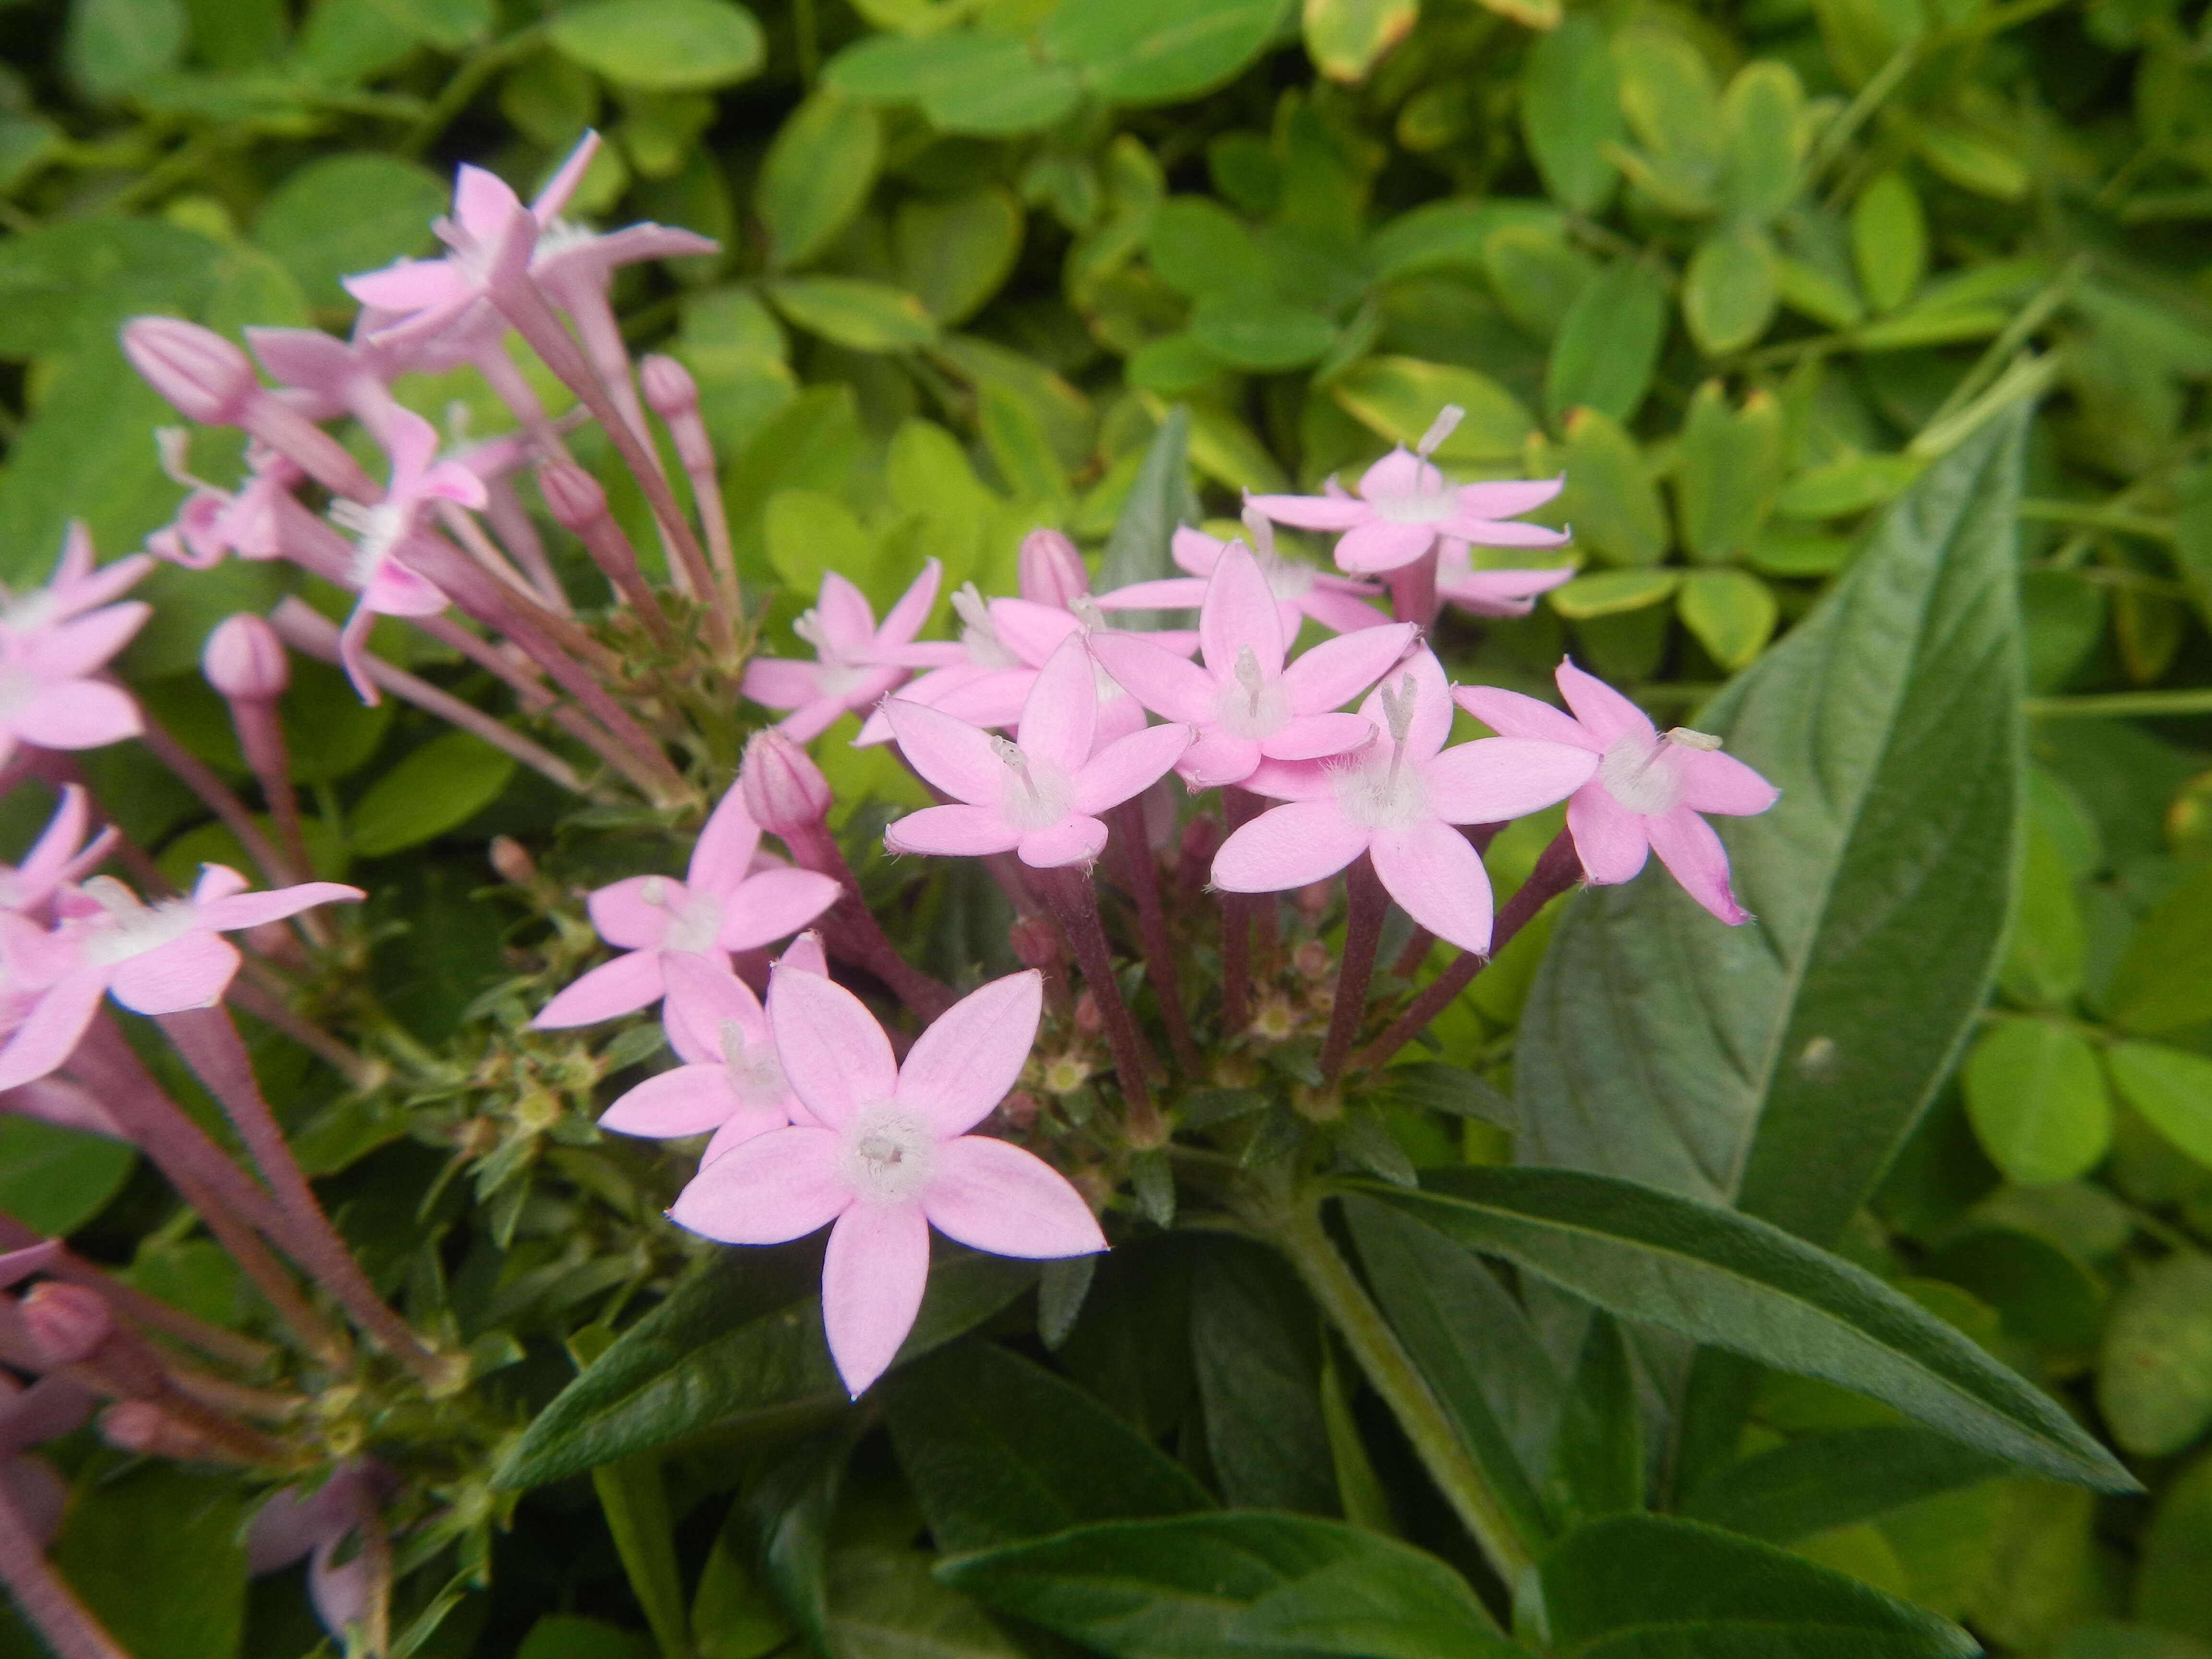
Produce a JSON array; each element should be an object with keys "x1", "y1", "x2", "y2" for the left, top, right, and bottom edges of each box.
[
  {"x1": 0, "y1": 866, "x2": 363, "y2": 1091},
  {"x1": 0, "y1": 788, "x2": 112, "y2": 918},
  {"x1": 1094, "y1": 518, "x2": 1389, "y2": 639},
  {"x1": 1454, "y1": 659, "x2": 1780, "y2": 925},
  {"x1": 598, "y1": 936, "x2": 829, "y2": 1164},
  {"x1": 669, "y1": 963, "x2": 1103, "y2": 1396},
  {"x1": 1088, "y1": 539, "x2": 1418, "y2": 790},
  {"x1": 1435, "y1": 538, "x2": 1576, "y2": 617},
  {"x1": 742, "y1": 560, "x2": 960, "y2": 743},
  {"x1": 533, "y1": 788, "x2": 840, "y2": 1029},
  {"x1": 0, "y1": 525, "x2": 150, "y2": 768},
  {"x1": 1211, "y1": 650, "x2": 1599, "y2": 953},
  {"x1": 881, "y1": 633, "x2": 1191, "y2": 868},
  {"x1": 1248, "y1": 408, "x2": 1570, "y2": 575}
]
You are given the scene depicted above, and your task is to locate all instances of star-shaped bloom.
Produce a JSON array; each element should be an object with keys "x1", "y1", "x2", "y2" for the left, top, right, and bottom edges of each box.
[
  {"x1": 882, "y1": 633, "x2": 1191, "y2": 868},
  {"x1": 150, "y1": 436, "x2": 303, "y2": 570},
  {"x1": 0, "y1": 787, "x2": 112, "y2": 918},
  {"x1": 0, "y1": 866, "x2": 363, "y2": 1091},
  {"x1": 1094, "y1": 516, "x2": 1388, "y2": 639},
  {"x1": 1212, "y1": 650, "x2": 1598, "y2": 953},
  {"x1": 0, "y1": 525, "x2": 150, "y2": 768},
  {"x1": 1248, "y1": 407, "x2": 1570, "y2": 575},
  {"x1": 327, "y1": 407, "x2": 486, "y2": 701},
  {"x1": 599, "y1": 937, "x2": 830, "y2": 1164},
  {"x1": 670, "y1": 964, "x2": 1103, "y2": 1396},
  {"x1": 1454, "y1": 660, "x2": 1780, "y2": 925},
  {"x1": 1089, "y1": 539, "x2": 1417, "y2": 790},
  {"x1": 742, "y1": 561, "x2": 960, "y2": 743},
  {"x1": 1435, "y1": 538, "x2": 1576, "y2": 617},
  {"x1": 532, "y1": 788, "x2": 840, "y2": 1029}
]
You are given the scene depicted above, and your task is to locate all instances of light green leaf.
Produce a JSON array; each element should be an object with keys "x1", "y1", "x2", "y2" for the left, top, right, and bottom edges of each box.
[
  {"x1": 2107, "y1": 1042, "x2": 2212, "y2": 1168},
  {"x1": 1548, "y1": 569, "x2": 1679, "y2": 618},
  {"x1": 1043, "y1": 0, "x2": 1285, "y2": 106},
  {"x1": 550, "y1": 0, "x2": 765, "y2": 91},
  {"x1": 2096, "y1": 1252, "x2": 2212, "y2": 1456},
  {"x1": 1555, "y1": 409, "x2": 1670, "y2": 566},
  {"x1": 1517, "y1": 410, "x2": 2027, "y2": 1248},
  {"x1": 1520, "y1": 15, "x2": 1621, "y2": 214},
  {"x1": 0, "y1": 1116, "x2": 134, "y2": 1236},
  {"x1": 1963, "y1": 1017, "x2": 2113, "y2": 1186},
  {"x1": 349, "y1": 732, "x2": 518, "y2": 858},
  {"x1": 1483, "y1": 222, "x2": 1597, "y2": 338},
  {"x1": 1331, "y1": 357, "x2": 1532, "y2": 461},
  {"x1": 1148, "y1": 195, "x2": 1273, "y2": 300},
  {"x1": 1677, "y1": 567, "x2": 1779, "y2": 670},
  {"x1": 1680, "y1": 1425, "x2": 2009, "y2": 1543},
  {"x1": 1094, "y1": 405, "x2": 1195, "y2": 625},
  {"x1": 1190, "y1": 294, "x2": 1335, "y2": 371},
  {"x1": 1912, "y1": 116, "x2": 2032, "y2": 202},
  {"x1": 362, "y1": 0, "x2": 489, "y2": 48},
  {"x1": 1999, "y1": 820, "x2": 2085, "y2": 1009},
  {"x1": 254, "y1": 152, "x2": 447, "y2": 307},
  {"x1": 825, "y1": 34, "x2": 1081, "y2": 135},
  {"x1": 939, "y1": 1512, "x2": 1513, "y2": 1657},
  {"x1": 1683, "y1": 228, "x2": 1779, "y2": 357},
  {"x1": 764, "y1": 277, "x2": 939, "y2": 351},
  {"x1": 1773, "y1": 453, "x2": 1923, "y2": 519},
  {"x1": 52, "y1": 1465, "x2": 246, "y2": 1659},
  {"x1": 896, "y1": 188, "x2": 1022, "y2": 324},
  {"x1": 756, "y1": 91, "x2": 880, "y2": 271},
  {"x1": 1363, "y1": 1168, "x2": 2133, "y2": 1490},
  {"x1": 1672, "y1": 381, "x2": 1784, "y2": 562},
  {"x1": 2104, "y1": 863, "x2": 2212, "y2": 1035},
  {"x1": 1546, "y1": 261, "x2": 1667, "y2": 423},
  {"x1": 1303, "y1": 0, "x2": 1418, "y2": 83},
  {"x1": 1852, "y1": 171, "x2": 1926, "y2": 315},
  {"x1": 67, "y1": 0, "x2": 186, "y2": 101},
  {"x1": 1720, "y1": 60, "x2": 1805, "y2": 224}
]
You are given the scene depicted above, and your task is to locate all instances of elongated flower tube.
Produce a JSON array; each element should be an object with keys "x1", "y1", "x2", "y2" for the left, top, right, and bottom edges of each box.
[
  {"x1": 1212, "y1": 650, "x2": 1598, "y2": 953},
  {"x1": 670, "y1": 963, "x2": 1103, "y2": 1396},
  {"x1": 1453, "y1": 659, "x2": 1780, "y2": 924}
]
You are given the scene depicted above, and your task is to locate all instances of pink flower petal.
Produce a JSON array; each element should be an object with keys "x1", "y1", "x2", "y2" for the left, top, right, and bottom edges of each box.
[
  {"x1": 1212, "y1": 801, "x2": 1370, "y2": 892},
  {"x1": 923, "y1": 668, "x2": 1037, "y2": 734},
  {"x1": 193, "y1": 882, "x2": 363, "y2": 932},
  {"x1": 1356, "y1": 449, "x2": 1434, "y2": 499},
  {"x1": 601, "y1": 1065, "x2": 745, "y2": 1139},
  {"x1": 1281, "y1": 622, "x2": 1418, "y2": 714},
  {"x1": 1424, "y1": 737, "x2": 1599, "y2": 825},
  {"x1": 886, "y1": 805, "x2": 1022, "y2": 859},
  {"x1": 1451, "y1": 686, "x2": 1596, "y2": 750},
  {"x1": 1370, "y1": 818, "x2": 1494, "y2": 955},
  {"x1": 741, "y1": 657, "x2": 822, "y2": 712},
  {"x1": 1357, "y1": 647, "x2": 1453, "y2": 762},
  {"x1": 1092, "y1": 692, "x2": 1147, "y2": 754},
  {"x1": 1436, "y1": 518, "x2": 1572, "y2": 549},
  {"x1": 9, "y1": 681, "x2": 141, "y2": 751},
  {"x1": 1171, "y1": 525, "x2": 1229, "y2": 576},
  {"x1": 17, "y1": 605, "x2": 151, "y2": 681},
  {"x1": 1085, "y1": 636, "x2": 1213, "y2": 724},
  {"x1": 700, "y1": 1111, "x2": 780, "y2": 1164},
  {"x1": 588, "y1": 876, "x2": 677, "y2": 950},
  {"x1": 1648, "y1": 806, "x2": 1748, "y2": 924},
  {"x1": 1454, "y1": 477, "x2": 1564, "y2": 517},
  {"x1": 719, "y1": 868, "x2": 840, "y2": 952},
  {"x1": 883, "y1": 697, "x2": 1007, "y2": 805},
  {"x1": 689, "y1": 786, "x2": 764, "y2": 892},
  {"x1": 662, "y1": 952, "x2": 765, "y2": 1065},
  {"x1": 1017, "y1": 816, "x2": 1108, "y2": 868},
  {"x1": 776, "y1": 696, "x2": 861, "y2": 745},
  {"x1": 1200, "y1": 541, "x2": 1286, "y2": 681},
  {"x1": 1093, "y1": 577, "x2": 1206, "y2": 612},
  {"x1": 1016, "y1": 635, "x2": 1097, "y2": 773},
  {"x1": 668, "y1": 1125, "x2": 851, "y2": 1243},
  {"x1": 1297, "y1": 584, "x2": 1390, "y2": 636},
  {"x1": 532, "y1": 948, "x2": 667, "y2": 1028},
  {"x1": 1248, "y1": 493, "x2": 1371, "y2": 532},
  {"x1": 813, "y1": 571, "x2": 877, "y2": 655},
  {"x1": 0, "y1": 971, "x2": 109, "y2": 1092},
  {"x1": 1554, "y1": 658, "x2": 1655, "y2": 747},
  {"x1": 1260, "y1": 713, "x2": 1373, "y2": 762},
  {"x1": 1334, "y1": 519, "x2": 1440, "y2": 574},
  {"x1": 922, "y1": 1136, "x2": 1106, "y2": 1259},
  {"x1": 1239, "y1": 757, "x2": 1340, "y2": 801},
  {"x1": 1566, "y1": 785, "x2": 1650, "y2": 885},
  {"x1": 1179, "y1": 731, "x2": 1263, "y2": 789},
  {"x1": 780, "y1": 933, "x2": 829, "y2": 976},
  {"x1": 878, "y1": 558, "x2": 943, "y2": 648},
  {"x1": 108, "y1": 932, "x2": 240, "y2": 1013},
  {"x1": 821, "y1": 1201, "x2": 932, "y2": 1397},
  {"x1": 987, "y1": 598, "x2": 1081, "y2": 667},
  {"x1": 1073, "y1": 723, "x2": 1190, "y2": 816},
  {"x1": 1674, "y1": 749, "x2": 1781, "y2": 817},
  {"x1": 896, "y1": 970, "x2": 1042, "y2": 1136},
  {"x1": 767, "y1": 967, "x2": 895, "y2": 1129}
]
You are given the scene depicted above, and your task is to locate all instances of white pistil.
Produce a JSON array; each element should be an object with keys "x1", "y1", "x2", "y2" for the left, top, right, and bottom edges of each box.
[
  {"x1": 330, "y1": 498, "x2": 409, "y2": 584},
  {"x1": 1417, "y1": 404, "x2": 1466, "y2": 459},
  {"x1": 1597, "y1": 726, "x2": 1721, "y2": 818},
  {"x1": 841, "y1": 1102, "x2": 938, "y2": 1204},
  {"x1": 720, "y1": 1019, "x2": 785, "y2": 1106},
  {"x1": 992, "y1": 737, "x2": 1072, "y2": 831},
  {"x1": 1234, "y1": 645, "x2": 1265, "y2": 715}
]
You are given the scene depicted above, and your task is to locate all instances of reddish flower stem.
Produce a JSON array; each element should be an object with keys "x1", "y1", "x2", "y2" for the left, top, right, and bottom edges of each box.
[
  {"x1": 1108, "y1": 802, "x2": 1197, "y2": 1076},
  {"x1": 1351, "y1": 829, "x2": 1583, "y2": 1073},
  {"x1": 226, "y1": 697, "x2": 312, "y2": 886},
  {"x1": 1388, "y1": 546, "x2": 1440, "y2": 627},
  {"x1": 0, "y1": 1486, "x2": 132, "y2": 1659},
  {"x1": 131, "y1": 712, "x2": 291, "y2": 892},
  {"x1": 778, "y1": 822, "x2": 954, "y2": 1021},
  {"x1": 0, "y1": 1211, "x2": 271, "y2": 1370},
  {"x1": 1319, "y1": 854, "x2": 1388, "y2": 1083},
  {"x1": 1219, "y1": 789, "x2": 1263, "y2": 1038},
  {"x1": 1040, "y1": 867, "x2": 1162, "y2": 1147}
]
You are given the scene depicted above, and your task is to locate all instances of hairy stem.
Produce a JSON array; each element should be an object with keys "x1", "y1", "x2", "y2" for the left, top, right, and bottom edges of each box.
[
  {"x1": 1109, "y1": 801, "x2": 1197, "y2": 1076},
  {"x1": 0, "y1": 1211, "x2": 271, "y2": 1370},
  {"x1": 1040, "y1": 868, "x2": 1162, "y2": 1147},
  {"x1": 780, "y1": 823, "x2": 954, "y2": 1021},
  {"x1": 1219, "y1": 790, "x2": 1263, "y2": 1039},
  {"x1": 1319, "y1": 855, "x2": 1387, "y2": 1082}
]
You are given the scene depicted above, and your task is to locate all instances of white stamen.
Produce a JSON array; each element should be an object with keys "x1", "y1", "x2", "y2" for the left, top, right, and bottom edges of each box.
[
  {"x1": 1664, "y1": 727, "x2": 1724, "y2": 752},
  {"x1": 1379, "y1": 675, "x2": 1417, "y2": 749},
  {"x1": 991, "y1": 737, "x2": 1073, "y2": 830},
  {"x1": 1332, "y1": 746, "x2": 1430, "y2": 831},
  {"x1": 155, "y1": 428, "x2": 215, "y2": 492},
  {"x1": 1417, "y1": 404, "x2": 1465, "y2": 458},
  {"x1": 1233, "y1": 644, "x2": 1265, "y2": 702},
  {"x1": 640, "y1": 877, "x2": 669, "y2": 906},
  {"x1": 840, "y1": 1102, "x2": 938, "y2": 1204},
  {"x1": 1240, "y1": 501, "x2": 1275, "y2": 561},
  {"x1": 951, "y1": 583, "x2": 1018, "y2": 669}
]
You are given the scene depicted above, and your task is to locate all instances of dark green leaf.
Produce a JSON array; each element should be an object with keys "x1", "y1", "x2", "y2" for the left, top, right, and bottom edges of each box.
[
  {"x1": 1680, "y1": 1426, "x2": 2010, "y2": 1542},
  {"x1": 350, "y1": 732, "x2": 518, "y2": 857},
  {"x1": 1362, "y1": 1166, "x2": 2135, "y2": 1491},
  {"x1": 0, "y1": 1116, "x2": 134, "y2": 1235},
  {"x1": 824, "y1": 35, "x2": 1080, "y2": 135},
  {"x1": 1371, "y1": 1064, "x2": 1521, "y2": 1130},
  {"x1": 1540, "y1": 1515, "x2": 1978, "y2": 1657},
  {"x1": 741, "y1": 1429, "x2": 850, "y2": 1652},
  {"x1": 882, "y1": 1339, "x2": 1214, "y2": 1553},
  {"x1": 1518, "y1": 409, "x2": 2028, "y2": 1250},
  {"x1": 1094, "y1": 405, "x2": 1195, "y2": 626},
  {"x1": 1520, "y1": 15, "x2": 1620, "y2": 213},
  {"x1": 66, "y1": 0, "x2": 186, "y2": 101},
  {"x1": 939, "y1": 1512, "x2": 1515, "y2": 1657},
  {"x1": 1547, "y1": 1313, "x2": 1643, "y2": 1527},
  {"x1": 1189, "y1": 294, "x2": 1336, "y2": 371},
  {"x1": 825, "y1": 1548, "x2": 1027, "y2": 1659},
  {"x1": 51, "y1": 1465, "x2": 246, "y2": 1659},
  {"x1": 1191, "y1": 1236, "x2": 1338, "y2": 1514},
  {"x1": 1546, "y1": 261, "x2": 1667, "y2": 423}
]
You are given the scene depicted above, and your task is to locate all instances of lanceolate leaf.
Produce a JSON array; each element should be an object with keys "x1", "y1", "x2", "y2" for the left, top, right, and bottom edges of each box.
[
  {"x1": 938, "y1": 1512, "x2": 1518, "y2": 1657},
  {"x1": 493, "y1": 1247, "x2": 1036, "y2": 1489},
  {"x1": 1358, "y1": 1167, "x2": 2135, "y2": 1492},
  {"x1": 1679, "y1": 1425, "x2": 2012, "y2": 1542},
  {"x1": 1095, "y1": 404, "x2": 1196, "y2": 627},
  {"x1": 1517, "y1": 407, "x2": 2028, "y2": 1248}
]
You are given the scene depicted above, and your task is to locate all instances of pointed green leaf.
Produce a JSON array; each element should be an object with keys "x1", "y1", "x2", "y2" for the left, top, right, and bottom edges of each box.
[{"x1": 1680, "y1": 1425, "x2": 2010, "y2": 1542}]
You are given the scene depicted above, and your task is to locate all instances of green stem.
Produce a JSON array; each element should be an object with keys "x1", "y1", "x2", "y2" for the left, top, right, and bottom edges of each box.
[
  {"x1": 2025, "y1": 688, "x2": 2212, "y2": 718},
  {"x1": 1261, "y1": 1197, "x2": 1533, "y2": 1597}
]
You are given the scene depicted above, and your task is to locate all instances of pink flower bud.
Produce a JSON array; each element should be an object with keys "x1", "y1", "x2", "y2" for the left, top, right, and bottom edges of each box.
[
  {"x1": 121, "y1": 318, "x2": 261, "y2": 427},
  {"x1": 996, "y1": 1088, "x2": 1040, "y2": 1130},
  {"x1": 21, "y1": 1280, "x2": 112, "y2": 1367},
  {"x1": 203, "y1": 613, "x2": 289, "y2": 701},
  {"x1": 639, "y1": 354, "x2": 698, "y2": 418},
  {"x1": 740, "y1": 730, "x2": 831, "y2": 834},
  {"x1": 1073, "y1": 991, "x2": 1103, "y2": 1037},
  {"x1": 538, "y1": 460, "x2": 611, "y2": 530},
  {"x1": 100, "y1": 1402, "x2": 213, "y2": 1459},
  {"x1": 489, "y1": 836, "x2": 537, "y2": 884},
  {"x1": 1008, "y1": 914, "x2": 1062, "y2": 973},
  {"x1": 1019, "y1": 528, "x2": 1088, "y2": 609}
]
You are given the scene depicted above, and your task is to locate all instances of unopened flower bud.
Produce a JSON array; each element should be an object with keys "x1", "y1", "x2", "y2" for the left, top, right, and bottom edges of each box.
[
  {"x1": 1294, "y1": 881, "x2": 1332, "y2": 923},
  {"x1": 639, "y1": 354, "x2": 699, "y2": 419},
  {"x1": 996, "y1": 1089, "x2": 1040, "y2": 1130},
  {"x1": 740, "y1": 730, "x2": 831, "y2": 834},
  {"x1": 1295, "y1": 940, "x2": 1329, "y2": 979},
  {"x1": 202, "y1": 613, "x2": 289, "y2": 701},
  {"x1": 1008, "y1": 914, "x2": 1062, "y2": 973},
  {"x1": 537, "y1": 460, "x2": 612, "y2": 531},
  {"x1": 1073, "y1": 991, "x2": 1103, "y2": 1037},
  {"x1": 1018, "y1": 528, "x2": 1088, "y2": 609},
  {"x1": 100, "y1": 1402, "x2": 216, "y2": 1459},
  {"x1": 21, "y1": 1280, "x2": 112, "y2": 1367},
  {"x1": 121, "y1": 318, "x2": 261, "y2": 427},
  {"x1": 489, "y1": 836, "x2": 537, "y2": 885}
]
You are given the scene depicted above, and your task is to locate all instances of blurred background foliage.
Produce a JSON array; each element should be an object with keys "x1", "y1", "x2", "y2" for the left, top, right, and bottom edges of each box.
[{"x1": 6, "y1": 0, "x2": 2212, "y2": 1654}]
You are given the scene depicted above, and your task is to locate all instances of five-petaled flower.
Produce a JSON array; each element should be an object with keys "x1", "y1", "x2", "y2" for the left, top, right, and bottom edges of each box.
[
  {"x1": 670, "y1": 962, "x2": 1103, "y2": 1396},
  {"x1": 1093, "y1": 515, "x2": 1390, "y2": 640},
  {"x1": 0, "y1": 524, "x2": 150, "y2": 768},
  {"x1": 742, "y1": 561, "x2": 960, "y2": 743},
  {"x1": 1453, "y1": 659, "x2": 1780, "y2": 925}
]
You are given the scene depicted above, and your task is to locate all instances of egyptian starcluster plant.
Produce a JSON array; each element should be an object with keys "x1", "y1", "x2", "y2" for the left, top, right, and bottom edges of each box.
[{"x1": 0, "y1": 123, "x2": 2160, "y2": 1659}]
